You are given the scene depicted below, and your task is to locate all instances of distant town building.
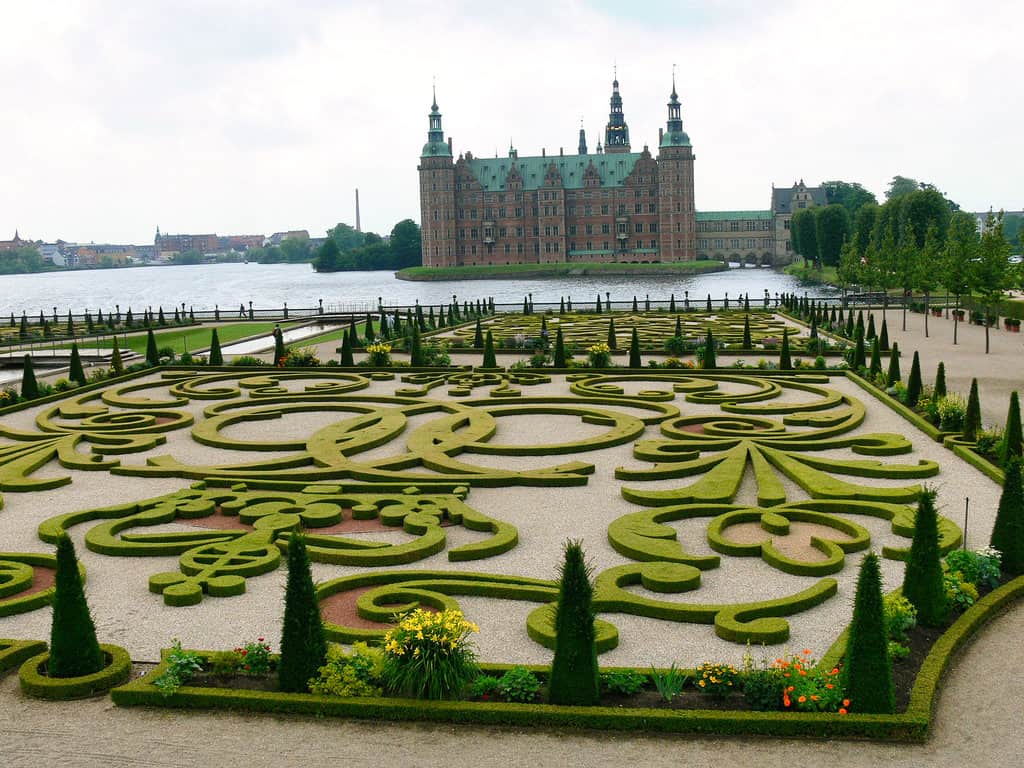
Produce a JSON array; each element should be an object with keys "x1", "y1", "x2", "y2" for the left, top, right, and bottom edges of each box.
[
  {"x1": 0, "y1": 230, "x2": 35, "y2": 253},
  {"x1": 265, "y1": 230, "x2": 310, "y2": 246}
]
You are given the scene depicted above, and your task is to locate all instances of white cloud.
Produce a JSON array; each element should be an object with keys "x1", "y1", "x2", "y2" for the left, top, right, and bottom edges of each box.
[{"x1": 0, "y1": 0, "x2": 1020, "y2": 244}]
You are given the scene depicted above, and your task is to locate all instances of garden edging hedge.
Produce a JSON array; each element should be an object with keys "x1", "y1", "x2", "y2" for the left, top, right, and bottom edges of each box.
[{"x1": 19, "y1": 643, "x2": 131, "y2": 699}]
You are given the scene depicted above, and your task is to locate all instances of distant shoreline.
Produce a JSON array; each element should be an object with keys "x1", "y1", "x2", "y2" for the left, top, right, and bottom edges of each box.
[{"x1": 395, "y1": 260, "x2": 729, "y2": 282}]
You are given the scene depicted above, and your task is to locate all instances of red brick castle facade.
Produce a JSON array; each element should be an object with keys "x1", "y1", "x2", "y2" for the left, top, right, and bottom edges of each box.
[{"x1": 418, "y1": 76, "x2": 696, "y2": 267}]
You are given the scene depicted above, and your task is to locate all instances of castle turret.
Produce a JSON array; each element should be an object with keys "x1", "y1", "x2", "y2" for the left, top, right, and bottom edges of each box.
[
  {"x1": 656, "y1": 73, "x2": 696, "y2": 262},
  {"x1": 603, "y1": 73, "x2": 630, "y2": 154},
  {"x1": 418, "y1": 87, "x2": 456, "y2": 266}
]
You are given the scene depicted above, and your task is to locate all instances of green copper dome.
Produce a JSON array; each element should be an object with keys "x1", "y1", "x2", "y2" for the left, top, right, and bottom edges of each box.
[{"x1": 421, "y1": 141, "x2": 452, "y2": 158}]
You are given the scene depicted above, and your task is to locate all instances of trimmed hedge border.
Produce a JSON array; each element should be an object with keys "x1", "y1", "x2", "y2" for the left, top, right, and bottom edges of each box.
[
  {"x1": 109, "y1": 576, "x2": 1024, "y2": 739},
  {"x1": 0, "y1": 638, "x2": 48, "y2": 675},
  {"x1": 20, "y1": 643, "x2": 131, "y2": 700}
]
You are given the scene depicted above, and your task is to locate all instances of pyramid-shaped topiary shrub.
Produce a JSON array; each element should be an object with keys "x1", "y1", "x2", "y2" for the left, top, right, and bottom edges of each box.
[
  {"x1": 901, "y1": 489, "x2": 949, "y2": 626},
  {"x1": 208, "y1": 328, "x2": 223, "y2": 366},
  {"x1": 278, "y1": 533, "x2": 328, "y2": 693},
  {"x1": 548, "y1": 540, "x2": 599, "y2": 706},
  {"x1": 628, "y1": 327, "x2": 641, "y2": 369},
  {"x1": 843, "y1": 552, "x2": 895, "y2": 714},
  {"x1": 49, "y1": 534, "x2": 104, "y2": 678},
  {"x1": 991, "y1": 458, "x2": 1024, "y2": 575},
  {"x1": 482, "y1": 330, "x2": 497, "y2": 368}
]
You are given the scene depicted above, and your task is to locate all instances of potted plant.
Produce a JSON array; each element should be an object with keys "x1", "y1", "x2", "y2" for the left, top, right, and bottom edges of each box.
[{"x1": 954, "y1": 309, "x2": 965, "y2": 320}]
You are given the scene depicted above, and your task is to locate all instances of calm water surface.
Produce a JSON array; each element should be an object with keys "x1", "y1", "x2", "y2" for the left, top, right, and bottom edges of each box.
[{"x1": 0, "y1": 263, "x2": 835, "y2": 315}]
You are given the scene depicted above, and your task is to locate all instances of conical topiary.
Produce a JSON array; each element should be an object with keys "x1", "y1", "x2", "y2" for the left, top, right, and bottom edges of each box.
[
  {"x1": 856, "y1": 310, "x2": 865, "y2": 338},
  {"x1": 607, "y1": 318, "x2": 617, "y2": 350},
  {"x1": 20, "y1": 354, "x2": 38, "y2": 400},
  {"x1": 934, "y1": 362, "x2": 947, "y2": 399},
  {"x1": 742, "y1": 314, "x2": 752, "y2": 348},
  {"x1": 886, "y1": 342, "x2": 901, "y2": 384},
  {"x1": 409, "y1": 323, "x2": 424, "y2": 366},
  {"x1": 146, "y1": 329, "x2": 159, "y2": 366},
  {"x1": 674, "y1": 315, "x2": 682, "y2": 338},
  {"x1": 879, "y1": 316, "x2": 890, "y2": 351},
  {"x1": 963, "y1": 378, "x2": 981, "y2": 442},
  {"x1": 110, "y1": 336, "x2": 124, "y2": 376},
  {"x1": 595, "y1": 295, "x2": 602, "y2": 313},
  {"x1": 706, "y1": 295, "x2": 712, "y2": 312},
  {"x1": 628, "y1": 327, "x2": 641, "y2": 369},
  {"x1": 473, "y1": 319, "x2": 484, "y2": 349},
  {"x1": 208, "y1": 328, "x2": 223, "y2": 366},
  {"x1": 547, "y1": 540, "x2": 600, "y2": 706},
  {"x1": 906, "y1": 351, "x2": 922, "y2": 407},
  {"x1": 866, "y1": 313, "x2": 876, "y2": 340},
  {"x1": 991, "y1": 458, "x2": 1024, "y2": 575},
  {"x1": 669, "y1": 294, "x2": 676, "y2": 313},
  {"x1": 779, "y1": 330, "x2": 792, "y2": 370},
  {"x1": 632, "y1": 296, "x2": 638, "y2": 312},
  {"x1": 559, "y1": 297, "x2": 565, "y2": 314},
  {"x1": 277, "y1": 533, "x2": 327, "y2": 693},
  {"x1": 869, "y1": 337, "x2": 882, "y2": 378},
  {"x1": 273, "y1": 327, "x2": 286, "y2": 366},
  {"x1": 553, "y1": 327, "x2": 566, "y2": 368},
  {"x1": 339, "y1": 332, "x2": 354, "y2": 366},
  {"x1": 365, "y1": 313, "x2": 375, "y2": 341},
  {"x1": 853, "y1": 325, "x2": 866, "y2": 371},
  {"x1": 482, "y1": 330, "x2": 496, "y2": 368},
  {"x1": 843, "y1": 552, "x2": 895, "y2": 714},
  {"x1": 902, "y1": 489, "x2": 949, "y2": 626},
  {"x1": 48, "y1": 534, "x2": 104, "y2": 678},
  {"x1": 69, "y1": 343, "x2": 86, "y2": 386},
  {"x1": 1004, "y1": 391, "x2": 1022, "y2": 461},
  {"x1": 701, "y1": 329, "x2": 716, "y2": 369},
  {"x1": 845, "y1": 310, "x2": 854, "y2": 338}
]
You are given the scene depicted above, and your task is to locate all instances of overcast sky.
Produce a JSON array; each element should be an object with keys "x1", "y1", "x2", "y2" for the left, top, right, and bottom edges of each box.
[{"x1": 1, "y1": 0, "x2": 1020, "y2": 245}]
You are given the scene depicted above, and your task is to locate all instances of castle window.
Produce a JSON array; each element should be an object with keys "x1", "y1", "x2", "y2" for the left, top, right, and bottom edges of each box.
[
  {"x1": 471, "y1": 209, "x2": 478, "y2": 219},
  {"x1": 586, "y1": 224, "x2": 593, "y2": 235},
  {"x1": 650, "y1": 240, "x2": 657, "y2": 248},
  {"x1": 635, "y1": 189, "x2": 642, "y2": 198},
  {"x1": 587, "y1": 241, "x2": 593, "y2": 250},
  {"x1": 714, "y1": 239, "x2": 723, "y2": 248},
  {"x1": 553, "y1": 225, "x2": 559, "y2": 236},
  {"x1": 516, "y1": 226, "x2": 523, "y2": 237},
  {"x1": 603, "y1": 240, "x2": 609, "y2": 250},
  {"x1": 730, "y1": 221, "x2": 740, "y2": 231},
  {"x1": 784, "y1": 219, "x2": 791, "y2": 230},
  {"x1": 731, "y1": 239, "x2": 740, "y2": 249},
  {"x1": 569, "y1": 225, "x2": 577, "y2": 235},
  {"x1": 505, "y1": 244, "x2": 511, "y2": 254},
  {"x1": 499, "y1": 207, "x2": 506, "y2": 217},
  {"x1": 515, "y1": 207, "x2": 523, "y2": 217},
  {"x1": 518, "y1": 243, "x2": 524, "y2": 253},
  {"x1": 650, "y1": 222, "x2": 658, "y2": 233},
  {"x1": 648, "y1": 203, "x2": 656, "y2": 213},
  {"x1": 471, "y1": 228, "x2": 479, "y2": 238},
  {"x1": 545, "y1": 226, "x2": 551, "y2": 237},
  {"x1": 634, "y1": 222, "x2": 643, "y2": 233},
  {"x1": 601, "y1": 204, "x2": 609, "y2": 215},
  {"x1": 568, "y1": 206, "x2": 576, "y2": 216},
  {"x1": 533, "y1": 226, "x2": 539, "y2": 236},
  {"x1": 618, "y1": 204, "x2": 626, "y2": 214},
  {"x1": 602, "y1": 223, "x2": 610, "y2": 234},
  {"x1": 798, "y1": 202, "x2": 806, "y2": 209},
  {"x1": 499, "y1": 227, "x2": 507, "y2": 237},
  {"x1": 634, "y1": 203, "x2": 642, "y2": 214},
  {"x1": 585, "y1": 205, "x2": 593, "y2": 216},
  {"x1": 471, "y1": 245, "x2": 477, "y2": 255}
]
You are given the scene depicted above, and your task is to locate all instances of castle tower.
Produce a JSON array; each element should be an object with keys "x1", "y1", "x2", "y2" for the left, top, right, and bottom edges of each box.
[
  {"x1": 657, "y1": 73, "x2": 696, "y2": 261},
  {"x1": 418, "y1": 87, "x2": 457, "y2": 267},
  {"x1": 603, "y1": 73, "x2": 631, "y2": 154},
  {"x1": 578, "y1": 122, "x2": 588, "y2": 155}
]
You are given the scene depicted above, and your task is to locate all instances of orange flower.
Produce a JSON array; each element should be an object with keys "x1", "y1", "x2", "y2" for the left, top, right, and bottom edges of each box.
[
  {"x1": 798, "y1": 695, "x2": 807, "y2": 703},
  {"x1": 831, "y1": 668, "x2": 839, "y2": 675},
  {"x1": 843, "y1": 699, "x2": 850, "y2": 707},
  {"x1": 839, "y1": 708, "x2": 848, "y2": 715},
  {"x1": 826, "y1": 683, "x2": 834, "y2": 690},
  {"x1": 783, "y1": 693, "x2": 791, "y2": 707},
  {"x1": 802, "y1": 649, "x2": 811, "y2": 655}
]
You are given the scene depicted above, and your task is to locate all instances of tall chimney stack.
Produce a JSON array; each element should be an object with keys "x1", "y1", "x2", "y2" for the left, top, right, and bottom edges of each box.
[{"x1": 355, "y1": 188, "x2": 361, "y2": 232}]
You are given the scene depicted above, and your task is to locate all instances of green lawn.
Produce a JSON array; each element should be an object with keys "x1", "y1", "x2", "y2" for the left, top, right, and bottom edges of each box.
[{"x1": 59, "y1": 322, "x2": 302, "y2": 355}]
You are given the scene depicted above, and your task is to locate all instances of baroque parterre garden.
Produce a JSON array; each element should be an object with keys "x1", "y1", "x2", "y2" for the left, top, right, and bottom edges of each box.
[{"x1": 1, "y1": 304, "x2": 1022, "y2": 740}]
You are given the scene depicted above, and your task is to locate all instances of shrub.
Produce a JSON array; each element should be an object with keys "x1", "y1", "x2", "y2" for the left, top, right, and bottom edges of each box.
[
  {"x1": 283, "y1": 347, "x2": 320, "y2": 367},
  {"x1": 778, "y1": 330, "x2": 792, "y2": 370},
  {"x1": 886, "y1": 342, "x2": 901, "y2": 384},
  {"x1": 843, "y1": 552, "x2": 894, "y2": 714},
  {"x1": 902, "y1": 489, "x2": 949, "y2": 627},
  {"x1": 699, "y1": 329, "x2": 717, "y2": 369},
  {"x1": 553, "y1": 327, "x2": 567, "y2": 367},
  {"x1": 152, "y1": 640, "x2": 204, "y2": 697},
  {"x1": 469, "y1": 674, "x2": 501, "y2": 700},
  {"x1": 775, "y1": 650, "x2": 846, "y2": 713},
  {"x1": 146, "y1": 329, "x2": 159, "y2": 366},
  {"x1": 53, "y1": 378, "x2": 74, "y2": 393},
  {"x1": 883, "y1": 594, "x2": 917, "y2": 643},
  {"x1": 207, "y1": 328, "x2": 224, "y2": 366},
  {"x1": 991, "y1": 458, "x2": 1024, "y2": 575},
  {"x1": 69, "y1": 343, "x2": 87, "y2": 386},
  {"x1": 20, "y1": 355, "x2": 39, "y2": 400},
  {"x1": 48, "y1": 534, "x2": 104, "y2": 678},
  {"x1": 586, "y1": 342, "x2": 611, "y2": 368},
  {"x1": 383, "y1": 608, "x2": 479, "y2": 700},
  {"x1": 628, "y1": 327, "x2": 641, "y2": 369},
  {"x1": 963, "y1": 378, "x2": 982, "y2": 442},
  {"x1": 234, "y1": 638, "x2": 273, "y2": 676},
  {"x1": 943, "y1": 569, "x2": 979, "y2": 609},
  {"x1": 934, "y1": 361, "x2": 947, "y2": 399},
  {"x1": 1004, "y1": 392, "x2": 1022, "y2": 461},
  {"x1": 664, "y1": 335, "x2": 688, "y2": 356},
  {"x1": 278, "y1": 533, "x2": 327, "y2": 693},
  {"x1": 309, "y1": 642, "x2": 384, "y2": 697},
  {"x1": 743, "y1": 667, "x2": 785, "y2": 711},
  {"x1": 650, "y1": 663, "x2": 688, "y2": 703},
  {"x1": 600, "y1": 669, "x2": 647, "y2": 696},
  {"x1": 209, "y1": 650, "x2": 243, "y2": 679},
  {"x1": 906, "y1": 351, "x2": 922, "y2": 408},
  {"x1": 694, "y1": 662, "x2": 739, "y2": 696},
  {"x1": 498, "y1": 666, "x2": 541, "y2": 703},
  {"x1": 937, "y1": 394, "x2": 967, "y2": 432},
  {"x1": 110, "y1": 337, "x2": 124, "y2": 375},
  {"x1": 482, "y1": 330, "x2": 497, "y2": 368},
  {"x1": 814, "y1": 355, "x2": 827, "y2": 370},
  {"x1": 409, "y1": 324, "x2": 425, "y2": 366},
  {"x1": 231, "y1": 355, "x2": 266, "y2": 366},
  {"x1": 548, "y1": 540, "x2": 600, "y2": 706},
  {"x1": 365, "y1": 342, "x2": 391, "y2": 367}
]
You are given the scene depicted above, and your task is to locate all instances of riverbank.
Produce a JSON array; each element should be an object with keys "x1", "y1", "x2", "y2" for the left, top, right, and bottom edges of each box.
[
  {"x1": 783, "y1": 262, "x2": 839, "y2": 287},
  {"x1": 395, "y1": 260, "x2": 728, "y2": 281}
]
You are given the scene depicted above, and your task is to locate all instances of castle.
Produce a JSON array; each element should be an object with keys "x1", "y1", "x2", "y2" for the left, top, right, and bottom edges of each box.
[{"x1": 418, "y1": 75, "x2": 822, "y2": 268}]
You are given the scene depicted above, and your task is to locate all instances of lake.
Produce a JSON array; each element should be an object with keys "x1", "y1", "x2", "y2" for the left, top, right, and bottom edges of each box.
[{"x1": 0, "y1": 262, "x2": 835, "y2": 316}]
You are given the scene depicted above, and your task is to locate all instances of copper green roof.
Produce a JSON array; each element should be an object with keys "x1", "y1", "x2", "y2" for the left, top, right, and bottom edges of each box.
[
  {"x1": 421, "y1": 140, "x2": 452, "y2": 158},
  {"x1": 696, "y1": 210, "x2": 772, "y2": 221},
  {"x1": 466, "y1": 153, "x2": 642, "y2": 192}
]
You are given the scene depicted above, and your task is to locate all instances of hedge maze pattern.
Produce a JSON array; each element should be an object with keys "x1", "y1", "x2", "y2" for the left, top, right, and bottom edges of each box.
[
  {"x1": 443, "y1": 311, "x2": 804, "y2": 350},
  {"x1": 0, "y1": 361, "x2": 968, "y2": 658}
]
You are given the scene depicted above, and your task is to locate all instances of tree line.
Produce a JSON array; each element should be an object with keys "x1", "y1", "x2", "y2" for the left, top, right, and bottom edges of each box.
[{"x1": 312, "y1": 219, "x2": 422, "y2": 272}]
